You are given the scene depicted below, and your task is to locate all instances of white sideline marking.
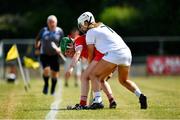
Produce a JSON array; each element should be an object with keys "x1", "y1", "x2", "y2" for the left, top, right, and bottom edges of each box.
[{"x1": 45, "y1": 79, "x2": 62, "y2": 120}]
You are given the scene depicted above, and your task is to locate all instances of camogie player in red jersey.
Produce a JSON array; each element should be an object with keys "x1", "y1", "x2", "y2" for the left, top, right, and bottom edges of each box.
[{"x1": 61, "y1": 35, "x2": 116, "y2": 109}]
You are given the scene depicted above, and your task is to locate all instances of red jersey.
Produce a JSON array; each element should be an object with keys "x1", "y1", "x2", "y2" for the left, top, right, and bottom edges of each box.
[
  {"x1": 74, "y1": 35, "x2": 104, "y2": 61},
  {"x1": 75, "y1": 35, "x2": 88, "y2": 59}
]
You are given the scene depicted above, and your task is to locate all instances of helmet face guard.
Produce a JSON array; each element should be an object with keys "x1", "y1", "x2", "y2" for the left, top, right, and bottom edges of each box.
[
  {"x1": 78, "y1": 23, "x2": 87, "y2": 33},
  {"x1": 77, "y1": 12, "x2": 95, "y2": 33},
  {"x1": 64, "y1": 47, "x2": 75, "y2": 58}
]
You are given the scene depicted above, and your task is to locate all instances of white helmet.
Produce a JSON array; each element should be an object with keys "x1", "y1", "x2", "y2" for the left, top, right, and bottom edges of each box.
[{"x1": 77, "y1": 12, "x2": 95, "y2": 26}]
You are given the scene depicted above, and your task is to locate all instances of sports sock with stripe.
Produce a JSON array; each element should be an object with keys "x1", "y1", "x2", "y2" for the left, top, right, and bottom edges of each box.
[{"x1": 93, "y1": 91, "x2": 102, "y2": 103}]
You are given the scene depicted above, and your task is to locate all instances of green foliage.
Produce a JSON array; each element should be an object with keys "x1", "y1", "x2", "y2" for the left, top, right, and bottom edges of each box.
[
  {"x1": 0, "y1": 0, "x2": 180, "y2": 37},
  {"x1": 0, "y1": 14, "x2": 28, "y2": 37},
  {"x1": 100, "y1": 6, "x2": 140, "y2": 27}
]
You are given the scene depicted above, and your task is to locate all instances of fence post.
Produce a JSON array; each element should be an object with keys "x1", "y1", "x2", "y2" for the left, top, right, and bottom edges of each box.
[{"x1": 159, "y1": 39, "x2": 164, "y2": 55}]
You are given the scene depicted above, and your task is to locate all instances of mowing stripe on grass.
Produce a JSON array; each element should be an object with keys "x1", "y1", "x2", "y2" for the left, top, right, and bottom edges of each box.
[{"x1": 45, "y1": 79, "x2": 63, "y2": 120}]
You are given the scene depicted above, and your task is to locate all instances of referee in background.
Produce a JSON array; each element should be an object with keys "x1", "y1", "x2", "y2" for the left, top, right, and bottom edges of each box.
[{"x1": 35, "y1": 15, "x2": 64, "y2": 95}]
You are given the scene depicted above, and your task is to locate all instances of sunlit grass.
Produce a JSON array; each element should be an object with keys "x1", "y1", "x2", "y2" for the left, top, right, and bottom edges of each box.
[{"x1": 0, "y1": 76, "x2": 180, "y2": 119}]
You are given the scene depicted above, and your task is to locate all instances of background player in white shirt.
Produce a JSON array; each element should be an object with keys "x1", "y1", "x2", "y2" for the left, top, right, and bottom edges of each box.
[{"x1": 77, "y1": 12, "x2": 147, "y2": 109}]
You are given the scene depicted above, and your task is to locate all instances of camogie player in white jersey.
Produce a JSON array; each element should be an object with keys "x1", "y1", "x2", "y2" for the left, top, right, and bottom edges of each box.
[{"x1": 77, "y1": 12, "x2": 147, "y2": 109}]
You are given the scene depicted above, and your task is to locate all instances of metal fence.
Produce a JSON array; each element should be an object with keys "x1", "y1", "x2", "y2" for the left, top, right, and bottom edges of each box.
[
  {"x1": 124, "y1": 36, "x2": 180, "y2": 64},
  {"x1": 0, "y1": 37, "x2": 180, "y2": 78}
]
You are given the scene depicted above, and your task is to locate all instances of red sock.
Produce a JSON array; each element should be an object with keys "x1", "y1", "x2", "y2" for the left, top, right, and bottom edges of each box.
[
  {"x1": 80, "y1": 96, "x2": 87, "y2": 106},
  {"x1": 80, "y1": 100, "x2": 87, "y2": 106}
]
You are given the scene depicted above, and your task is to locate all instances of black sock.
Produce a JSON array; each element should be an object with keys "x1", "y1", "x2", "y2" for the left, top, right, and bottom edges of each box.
[
  {"x1": 51, "y1": 78, "x2": 57, "y2": 94},
  {"x1": 43, "y1": 75, "x2": 49, "y2": 87},
  {"x1": 109, "y1": 98, "x2": 114, "y2": 103}
]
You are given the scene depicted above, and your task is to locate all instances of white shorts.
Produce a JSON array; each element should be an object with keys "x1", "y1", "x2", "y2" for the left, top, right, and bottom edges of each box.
[
  {"x1": 64, "y1": 57, "x2": 71, "y2": 71},
  {"x1": 74, "y1": 60, "x2": 82, "y2": 76},
  {"x1": 103, "y1": 48, "x2": 132, "y2": 66},
  {"x1": 64, "y1": 57, "x2": 82, "y2": 76},
  {"x1": 81, "y1": 58, "x2": 88, "y2": 71}
]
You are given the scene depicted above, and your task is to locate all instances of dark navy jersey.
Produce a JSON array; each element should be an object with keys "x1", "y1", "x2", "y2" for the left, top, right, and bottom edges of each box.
[{"x1": 38, "y1": 27, "x2": 64, "y2": 55}]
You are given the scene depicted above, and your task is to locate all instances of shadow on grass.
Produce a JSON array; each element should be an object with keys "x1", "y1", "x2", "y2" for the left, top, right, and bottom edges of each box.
[{"x1": 23, "y1": 107, "x2": 119, "y2": 112}]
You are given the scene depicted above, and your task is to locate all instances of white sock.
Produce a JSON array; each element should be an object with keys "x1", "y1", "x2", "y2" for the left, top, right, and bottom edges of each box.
[
  {"x1": 93, "y1": 91, "x2": 102, "y2": 103},
  {"x1": 134, "y1": 89, "x2": 142, "y2": 98}
]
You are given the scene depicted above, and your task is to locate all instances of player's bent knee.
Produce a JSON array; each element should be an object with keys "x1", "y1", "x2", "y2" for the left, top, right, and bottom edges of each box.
[
  {"x1": 119, "y1": 78, "x2": 128, "y2": 85},
  {"x1": 89, "y1": 71, "x2": 101, "y2": 81},
  {"x1": 81, "y1": 73, "x2": 89, "y2": 81},
  {"x1": 51, "y1": 71, "x2": 59, "y2": 77},
  {"x1": 88, "y1": 73, "x2": 93, "y2": 80},
  {"x1": 43, "y1": 70, "x2": 49, "y2": 76},
  {"x1": 100, "y1": 80, "x2": 105, "y2": 83}
]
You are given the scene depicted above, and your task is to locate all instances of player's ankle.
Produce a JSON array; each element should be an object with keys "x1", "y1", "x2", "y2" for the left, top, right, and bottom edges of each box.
[
  {"x1": 93, "y1": 91, "x2": 102, "y2": 103},
  {"x1": 80, "y1": 100, "x2": 87, "y2": 106},
  {"x1": 109, "y1": 98, "x2": 114, "y2": 103},
  {"x1": 134, "y1": 89, "x2": 142, "y2": 98}
]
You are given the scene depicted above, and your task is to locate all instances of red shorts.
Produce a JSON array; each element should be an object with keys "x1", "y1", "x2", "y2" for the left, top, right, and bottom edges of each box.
[{"x1": 93, "y1": 50, "x2": 104, "y2": 61}]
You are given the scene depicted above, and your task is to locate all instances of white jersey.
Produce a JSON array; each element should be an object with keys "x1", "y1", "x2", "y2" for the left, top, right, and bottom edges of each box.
[{"x1": 86, "y1": 23, "x2": 128, "y2": 54}]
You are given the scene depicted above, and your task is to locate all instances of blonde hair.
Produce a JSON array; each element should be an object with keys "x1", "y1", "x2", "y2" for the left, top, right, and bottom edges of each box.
[{"x1": 88, "y1": 22, "x2": 102, "y2": 29}]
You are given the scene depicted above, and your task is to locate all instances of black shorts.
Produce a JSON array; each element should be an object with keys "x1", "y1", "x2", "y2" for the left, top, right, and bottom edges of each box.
[{"x1": 40, "y1": 54, "x2": 60, "y2": 72}]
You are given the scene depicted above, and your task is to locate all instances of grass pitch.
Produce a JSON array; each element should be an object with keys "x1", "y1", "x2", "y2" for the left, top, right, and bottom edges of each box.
[{"x1": 0, "y1": 76, "x2": 180, "y2": 119}]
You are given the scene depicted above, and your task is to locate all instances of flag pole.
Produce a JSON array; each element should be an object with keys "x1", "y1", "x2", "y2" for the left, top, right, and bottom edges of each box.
[
  {"x1": 15, "y1": 45, "x2": 29, "y2": 91},
  {"x1": 24, "y1": 68, "x2": 31, "y2": 88}
]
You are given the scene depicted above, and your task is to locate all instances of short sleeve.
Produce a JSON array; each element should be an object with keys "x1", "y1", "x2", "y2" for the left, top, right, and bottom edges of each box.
[
  {"x1": 75, "y1": 36, "x2": 84, "y2": 50},
  {"x1": 57, "y1": 27, "x2": 64, "y2": 45},
  {"x1": 86, "y1": 29, "x2": 96, "y2": 45},
  {"x1": 59, "y1": 27, "x2": 64, "y2": 38},
  {"x1": 38, "y1": 27, "x2": 46, "y2": 40},
  {"x1": 75, "y1": 37, "x2": 82, "y2": 47}
]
